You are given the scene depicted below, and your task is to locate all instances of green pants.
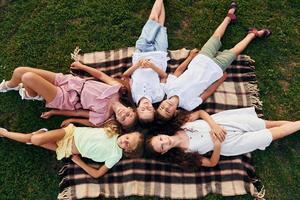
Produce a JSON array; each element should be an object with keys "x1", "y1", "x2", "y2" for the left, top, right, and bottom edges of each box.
[{"x1": 200, "y1": 36, "x2": 237, "y2": 71}]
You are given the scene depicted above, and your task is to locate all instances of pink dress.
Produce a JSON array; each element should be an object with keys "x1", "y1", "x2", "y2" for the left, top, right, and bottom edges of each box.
[{"x1": 46, "y1": 73, "x2": 121, "y2": 126}]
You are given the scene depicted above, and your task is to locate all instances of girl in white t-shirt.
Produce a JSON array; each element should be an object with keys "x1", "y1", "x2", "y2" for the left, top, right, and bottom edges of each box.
[
  {"x1": 0, "y1": 123, "x2": 144, "y2": 178},
  {"x1": 157, "y1": 1, "x2": 271, "y2": 121},
  {"x1": 123, "y1": 0, "x2": 169, "y2": 125},
  {"x1": 146, "y1": 107, "x2": 299, "y2": 168}
]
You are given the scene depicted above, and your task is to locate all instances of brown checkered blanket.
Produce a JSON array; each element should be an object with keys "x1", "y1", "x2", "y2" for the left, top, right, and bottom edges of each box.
[{"x1": 58, "y1": 47, "x2": 265, "y2": 199}]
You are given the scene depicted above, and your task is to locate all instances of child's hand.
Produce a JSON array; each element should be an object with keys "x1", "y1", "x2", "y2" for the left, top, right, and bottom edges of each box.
[
  {"x1": 210, "y1": 131, "x2": 222, "y2": 146},
  {"x1": 189, "y1": 48, "x2": 199, "y2": 57},
  {"x1": 71, "y1": 154, "x2": 81, "y2": 164},
  {"x1": 40, "y1": 110, "x2": 54, "y2": 119},
  {"x1": 61, "y1": 119, "x2": 73, "y2": 127},
  {"x1": 210, "y1": 124, "x2": 226, "y2": 143},
  {"x1": 140, "y1": 59, "x2": 153, "y2": 68},
  {"x1": 70, "y1": 61, "x2": 85, "y2": 70}
]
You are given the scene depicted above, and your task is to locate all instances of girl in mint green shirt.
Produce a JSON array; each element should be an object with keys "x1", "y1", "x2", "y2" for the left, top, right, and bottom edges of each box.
[{"x1": 0, "y1": 124, "x2": 144, "y2": 179}]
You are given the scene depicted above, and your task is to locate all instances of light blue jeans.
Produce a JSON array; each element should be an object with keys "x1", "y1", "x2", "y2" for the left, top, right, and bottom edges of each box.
[{"x1": 135, "y1": 19, "x2": 168, "y2": 53}]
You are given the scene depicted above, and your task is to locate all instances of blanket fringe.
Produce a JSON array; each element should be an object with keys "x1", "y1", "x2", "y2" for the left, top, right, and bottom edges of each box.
[
  {"x1": 71, "y1": 46, "x2": 81, "y2": 62},
  {"x1": 245, "y1": 81, "x2": 263, "y2": 113},
  {"x1": 254, "y1": 185, "x2": 266, "y2": 200},
  {"x1": 57, "y1": 186, "x2": 72, "y2": 200}
]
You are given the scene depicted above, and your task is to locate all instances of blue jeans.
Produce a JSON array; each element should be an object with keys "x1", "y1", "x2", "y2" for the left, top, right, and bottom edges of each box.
[{"x1": 135, "y1": 19, "x2": 168, "y2": 53}]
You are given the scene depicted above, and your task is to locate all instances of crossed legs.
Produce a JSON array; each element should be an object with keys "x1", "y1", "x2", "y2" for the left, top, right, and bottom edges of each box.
[
  {"x1": 0, "y1": 128, "x2": 66, "y2": 151},
  {"x1": 4, "y1": 67, "x2": 58, "y2": 102}
]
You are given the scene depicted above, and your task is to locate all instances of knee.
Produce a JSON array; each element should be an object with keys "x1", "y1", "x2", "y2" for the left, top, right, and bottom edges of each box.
[
  {"x1": 149, "y1": 15, "x2": 159, "y2": 22},
  {"x1": 13, "y1": 67, "x2": 32, "y2": 78},
  {"x1": 30, "y1": 134, "x2": 43, "y2": 146},
  {"x1": 21, "y1": 72, "x2": 37, "y2": 84}
]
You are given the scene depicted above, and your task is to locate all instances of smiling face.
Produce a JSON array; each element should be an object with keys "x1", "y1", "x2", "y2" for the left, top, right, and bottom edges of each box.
[
  {"x1": 137, "y1": 98, "x2": 155, "y2": 123},
  {"x1": 115, "y1": 106, "x2": 136, "y2": 127},
  {"x1": 117, "y1": 132, "x2": 141, "y2": 153},
  {"x1": 157, "y1": 99, "x2": 177, "y2": 120},
  {"x1": 150, "y1": 134, "x2": 174, "y2": 154}
]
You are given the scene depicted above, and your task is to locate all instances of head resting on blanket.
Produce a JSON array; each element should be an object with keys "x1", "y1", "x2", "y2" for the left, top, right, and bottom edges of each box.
[
  {"x1": 144, "y1": 114, "x2": 203, "y2": 168},
  {"x1": 156, "y1": 97, "x2": 180, "y2": 122},
  {"x1": 117, "y1": 127, "x2": 146, "y2": 158}
]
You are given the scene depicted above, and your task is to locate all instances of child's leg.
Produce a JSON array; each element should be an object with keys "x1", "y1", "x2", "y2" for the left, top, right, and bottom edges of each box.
[
  {"x1": 135, "y1": 0, "x2": 166, "y2": 53},
  {"x1": 158, "y1": 1, "x2": 165, "y2": 26},
  {"x1": 6, "y1": 67, "x2": 56, "y2": 88},
  {"x1": 212, "y1": 12, "x2": 234, "y2": 40},
  {"x1": 149, "y1": 0, "x2": 164, "y2": 25},
  {"x1": 0, "y1": 128, "x2": 65, "y2": 148},
  {"x1": 212, "y1": 29, "x2": 269, "y2": 71},
  {"x1": 268, "y1": 121, "x2": 300, "y2": 141},
  {"x1": 265, "y1": 120, "x2": 292, "y2": 128},
  {"x1": 20, "y1": 72, "x2": 58, "y2": 102}
]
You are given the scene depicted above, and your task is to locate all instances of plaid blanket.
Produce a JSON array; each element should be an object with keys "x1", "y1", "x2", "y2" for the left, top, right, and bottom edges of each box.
[{"x1": 58, "y1": 47, "x2": 264, "y2": 200}]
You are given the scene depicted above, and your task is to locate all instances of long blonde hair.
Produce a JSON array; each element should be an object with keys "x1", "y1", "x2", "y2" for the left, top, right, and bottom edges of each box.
[{"x1": 101, "y1": 119, "x2": 122, "y2": 138}]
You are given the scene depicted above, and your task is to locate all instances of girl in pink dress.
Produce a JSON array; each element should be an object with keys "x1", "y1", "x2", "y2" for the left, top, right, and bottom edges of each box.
[{"x1": 0, "y1": 62, "x2": 137, "y2": 128}]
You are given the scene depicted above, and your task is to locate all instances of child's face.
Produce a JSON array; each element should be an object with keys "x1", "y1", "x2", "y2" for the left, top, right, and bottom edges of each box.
[
  {"x1": 137, "y1": 98, "x2": 154, "y2": 122},
  {"x1": 117, "y1": 132, "x2": 140, "y2": 152},
  {"x1": 150, "y1": 134, "x2": 173, "y2": 154},
  {"x1": 157, "y1": 99, "x2": 177, "y2": 119},
  {"x1": 115, "y1": 107, "x2": 136, "y2": 127}
]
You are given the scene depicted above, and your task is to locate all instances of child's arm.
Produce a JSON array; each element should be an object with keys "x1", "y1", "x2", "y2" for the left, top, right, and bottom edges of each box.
[
  {"x1": 173, "y1": 48, "x2": 199, "y2": 77},
  {"x1": 201, "y1": 138, "x2": 221, "y2": 167},
  {"x1": 199, "y1": 72, "x2": 228, "y2": 102},
  {"x1": 71, "y1": 155, "x2": 109, "y2": 178},
  {"x1": 41, "y1": 109, "x2": 89, "y2": 119},
  {"x1": 70, "y1": 61, "x2": 121, "y2": 86},
  {"x1": 141, "y1": 60, "x2": 167, "y2": 80},
  {"x1": 123, "y1": 62, "x2": 140, "y2": 77},
  {"x1": 188, "y1": 110, "x2": 226, "y2": 142},
  {"x1": 61, "y1": 118, "x2": 95, "y2": 127}
]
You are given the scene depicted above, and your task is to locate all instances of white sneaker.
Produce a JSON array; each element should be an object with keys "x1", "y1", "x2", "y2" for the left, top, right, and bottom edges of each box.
[
  {"x1": 0, "y1": 80, "x2": 22, "y2": 92},
  {"x1": 26, "y1": 128, "x2": 48, "y2": 145},
  {"x1": 19, "y1": 88, "x2": 44, "y2": 101},
  {"x1": 0, "y1": 127, "x2": 8, "y2": 138}
]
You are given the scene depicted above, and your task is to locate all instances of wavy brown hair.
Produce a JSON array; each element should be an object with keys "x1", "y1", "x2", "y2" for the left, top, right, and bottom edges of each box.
[
  {"x1": 144, "y1": 111, "x2": 205, "y2": 169},
  {"x1": 115, "y1": 76, "x2": 135, "y2": 107},
  {"x1": 145, "y1": 135, "x2": 203, "y2": 169}
]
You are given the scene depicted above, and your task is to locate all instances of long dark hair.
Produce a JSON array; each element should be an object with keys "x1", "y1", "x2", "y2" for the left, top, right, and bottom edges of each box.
[
  {"x1": 144, "y1": 112, "x2": 204, "y2": 169},
  {"x1": 145, "y1": 135, "x2": 203, "y2": 169},
  {"x1": 115, "y1": 76, "x2": 135, "y2": 107}
]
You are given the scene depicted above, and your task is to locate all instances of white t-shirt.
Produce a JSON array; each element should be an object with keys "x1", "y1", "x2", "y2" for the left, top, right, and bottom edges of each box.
[
  {"x1": 164, "y1": 54, "x2": 223, "y2": 111},
  {"x1": 182, "y1": 107, "x2": 272, "y2": 156},
  {"x1": 131, "y1": 51, "x2": 169, "y2": 104}
]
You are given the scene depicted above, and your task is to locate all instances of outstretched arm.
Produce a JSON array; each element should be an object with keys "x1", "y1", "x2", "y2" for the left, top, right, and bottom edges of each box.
[
  {"x1": 41, "y1": 109, "x2": 89, "y2": 119},
  {"x1": 173, "y1": 48, "x2": 199, "y2": 77},
  {"x1": 199, "y1": 72, "x2": 228, "y2": 102},
  {"x1": 71, "y1": 155, "x2": 109, "y2": 178},
  {"x1": 70, "y1": 61, "x2": 121, "y2": 86}
]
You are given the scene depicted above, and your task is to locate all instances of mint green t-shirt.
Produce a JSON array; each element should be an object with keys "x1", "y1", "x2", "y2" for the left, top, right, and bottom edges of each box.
[{"x1": 74, "y1": 127, "x2": 123, "y2": 168}]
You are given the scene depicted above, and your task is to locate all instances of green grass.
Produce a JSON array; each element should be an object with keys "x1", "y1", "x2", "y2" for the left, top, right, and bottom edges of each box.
[{"x1": 0, "y1": 0, "x2": 299, "y2": 199}]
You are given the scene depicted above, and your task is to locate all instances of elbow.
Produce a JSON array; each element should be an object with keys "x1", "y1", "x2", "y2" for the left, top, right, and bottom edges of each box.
[
  {"x1": 91, "y1": 172, "x2": 103, "y2": 179},
  {"x1": 210, "y1": 160, "x2": 219, "y2": 167}
]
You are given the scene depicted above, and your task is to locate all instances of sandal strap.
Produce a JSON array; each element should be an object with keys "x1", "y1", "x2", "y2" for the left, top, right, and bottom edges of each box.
[
  {"x1": 261, "y1": 29, "x2": 272, "y2": 38},
  {"x1": 229, "y1": 1, "x2": 237, "y2": 9},
  {"x1": 227, "y1": 13, "x2": 237, "y2": 22}
]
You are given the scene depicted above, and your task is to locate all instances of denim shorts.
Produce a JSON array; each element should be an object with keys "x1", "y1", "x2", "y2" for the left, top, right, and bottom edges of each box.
[
  {"x1": 135, "y1": 19, "x2": 168, "y2": 53},
  {"x1": 200, "y1": 36, "x2": 237, "y2": 71}
]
